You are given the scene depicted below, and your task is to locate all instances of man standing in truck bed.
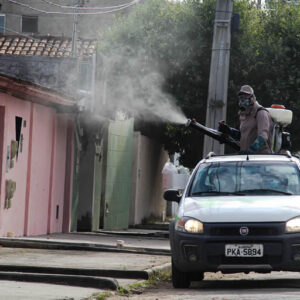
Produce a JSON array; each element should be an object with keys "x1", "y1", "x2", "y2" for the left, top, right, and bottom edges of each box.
[{"x1": 219, "y1": 85, "x2": 273, "y2": 154}]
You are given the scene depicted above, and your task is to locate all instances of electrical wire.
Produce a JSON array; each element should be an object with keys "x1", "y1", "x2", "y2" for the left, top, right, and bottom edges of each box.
[
  {"x1": 6, "y1": 0, "x2": 139, "y2": 15},
  {"x1": 40, "y1": 0, "x2": 138, "y2": 10}
]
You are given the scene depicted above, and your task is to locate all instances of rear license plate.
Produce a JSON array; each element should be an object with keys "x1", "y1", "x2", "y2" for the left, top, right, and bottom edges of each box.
[{"x1": 225, "y1": 244, "x2": 263, "y2": 257}]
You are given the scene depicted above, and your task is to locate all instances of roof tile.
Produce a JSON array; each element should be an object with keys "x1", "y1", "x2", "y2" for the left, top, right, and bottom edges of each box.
[{"x1": 0, "y1": 35, "x2": 96, "y2": 58}]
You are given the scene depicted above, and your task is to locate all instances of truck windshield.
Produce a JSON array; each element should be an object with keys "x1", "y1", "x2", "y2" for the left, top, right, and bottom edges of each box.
[{"x1": 189, "y1": 161, "x2": 300, "y2": 196}]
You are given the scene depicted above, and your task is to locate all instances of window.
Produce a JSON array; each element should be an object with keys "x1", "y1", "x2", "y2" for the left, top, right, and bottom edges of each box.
[
  {"x1": 22, "y1": 15, "x2": 38, "y2": 33},
  {"x1": 78, "y1": 60, "x2": 93, "y2": 92},
  {"x1": 0, "y1": 14, "x2": 5, "y2": 33},
  {"x1": 190, "y1": 161, "x2": 300, "y2": 195}
]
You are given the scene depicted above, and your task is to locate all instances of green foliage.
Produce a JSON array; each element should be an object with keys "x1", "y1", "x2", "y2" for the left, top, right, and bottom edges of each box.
[
  {"x1": 99, "y1": 0, "x2": 300, "y2": 167},
  {"x1": 95, "y1": 291, "x2": 112, "y2": 300},
  {"x1": 99, "y1": 0, "x2": 216, "y2": 167},
  {"x1": 116, "y1": 286, "x2": 130, "y2": 296},
  {"x1": 229, "y1": 0, "x2": 300, "y2": 149},
  {"x1": 115, "y1": 270, "x2": 171, "y2": 297},
  {"x1": 91, "y1": 271, "x2": 171, "y2": 299}
]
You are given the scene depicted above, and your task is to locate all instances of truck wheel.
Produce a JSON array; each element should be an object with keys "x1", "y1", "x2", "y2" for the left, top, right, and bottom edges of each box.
[
  {"x1": 189, "y1": 271, "x2": 204, "y2": 282},
  {"x1": 172, "y1": 260, "x2": 191, "y2": 288}
]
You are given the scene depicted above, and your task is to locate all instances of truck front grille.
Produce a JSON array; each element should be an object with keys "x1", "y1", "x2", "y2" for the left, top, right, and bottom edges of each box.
[{"x1": 206, "y1": 223, "x2": 284, "y2": 236}]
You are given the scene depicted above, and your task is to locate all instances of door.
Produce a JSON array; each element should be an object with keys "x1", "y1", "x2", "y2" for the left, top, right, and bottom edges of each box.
[{"x1": 103, "y1": 118, "x2": 134, "y2": 230}]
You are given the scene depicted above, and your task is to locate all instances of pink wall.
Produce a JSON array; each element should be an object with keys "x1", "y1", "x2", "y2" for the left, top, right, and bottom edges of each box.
[
  {"x1": 0, "y1": 94, "x2": 31, "y2": 236},
  {"x1": 26, "y1": 103, "x2": 54, "y2": 235},
  {"x1": 0, "y1": 92, "x2": 74, "y2": 237},
  {"x1": 48, "y1": 115, "x2": 68, "y2": 233},
  {"x1": 0, "y1": 107, "x2": 5, "y2": 202}
]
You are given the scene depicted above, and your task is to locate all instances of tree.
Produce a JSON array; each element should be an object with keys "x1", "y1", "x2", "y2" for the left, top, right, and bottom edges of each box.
[
  {"x1": 98, "y1": 0, "x2": 216, "y2": 168},
  {"x1": 98, "y1": 0, "x2": 300, "y2": 168}
]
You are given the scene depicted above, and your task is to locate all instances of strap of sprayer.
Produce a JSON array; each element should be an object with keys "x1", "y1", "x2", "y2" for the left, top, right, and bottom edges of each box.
[{"x1": 254, "y1": 106, "x2": 268, "y2": 118}]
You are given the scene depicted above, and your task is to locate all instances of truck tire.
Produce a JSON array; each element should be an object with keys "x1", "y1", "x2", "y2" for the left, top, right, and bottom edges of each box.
[{"x1": 172, "y1": 259, "x2": 191, "y2": 288}]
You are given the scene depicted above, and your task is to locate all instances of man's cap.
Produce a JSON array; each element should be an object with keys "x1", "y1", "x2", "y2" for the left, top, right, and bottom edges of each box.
[{"x1": 238, "y1": 85, "x2": 254, "y2": 96}]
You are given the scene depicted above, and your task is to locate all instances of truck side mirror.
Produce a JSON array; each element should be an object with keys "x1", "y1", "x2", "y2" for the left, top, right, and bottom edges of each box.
[{"x1": 163, "y1": 189, "x2": 181, "y2": 203}]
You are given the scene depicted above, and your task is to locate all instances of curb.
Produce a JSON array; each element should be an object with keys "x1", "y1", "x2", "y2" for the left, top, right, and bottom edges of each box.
[
  {"x1": 0, "y1": 263, "x2": 171, "y2": 290},
  {"x1": 95, "y1": 230, "x2": 169, "y2": 238},
  {"x1": 0, "y1": 271, "x2": 119, "y2": 290},
  {"x1": 145, "y1": 262, "x2": 171, "y2": 278},
  {"x1": 0, "y1": 238, "x2": 171, "y2": 256},
  {"x1": 0, "y1": 265, "x2": 150, "y2": 280},
  {"x1": 130, "y1": 224, "x2": 170, "y2": 231}
]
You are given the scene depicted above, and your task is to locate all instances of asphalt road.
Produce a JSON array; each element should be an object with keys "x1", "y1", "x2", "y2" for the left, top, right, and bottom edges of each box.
[
  {"x1": 0, "y1": 231, "x2": 171, "y2": 299},
  {"x1": 0, "y1": 280, "x2": 103, "y2": 300},
  {"x1": 110, "y1": 271, "x2": 300, "y2": 300},
  {"x1": 5, "y1": 232, "x2": 300, "y2": 299},
  {"x1": 4, "y1": 271, "x2": 300, "y2": 300},
  {"x1": 0, "y1": 246, "x2": 170, "y2": 300}
]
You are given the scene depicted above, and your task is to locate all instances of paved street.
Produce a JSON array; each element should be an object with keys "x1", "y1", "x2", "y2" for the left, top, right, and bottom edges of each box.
[
  {"x1": 110, "y1": 271, "x2": 300, "y2": 300},
  {"x1": 0, "y1": 280, "x2": 103, "y2": 300},
  {"x1": 0, "y1": 231, "x2": 171, "y2": 299},
  {"x1": 0, "y1": 247, "x2": 170, "y2": 270},
  {"x1": 5, "y1": 269, "x2": 300, "y2": 300},
  {"x1": 3, "y1": 232, "x2": 300, "y2": 300}
]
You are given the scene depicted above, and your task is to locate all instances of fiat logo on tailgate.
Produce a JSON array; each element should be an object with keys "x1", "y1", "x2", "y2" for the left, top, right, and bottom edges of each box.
[{"x1": 239, "y1": 226, "x2": 249, "y2": 235}]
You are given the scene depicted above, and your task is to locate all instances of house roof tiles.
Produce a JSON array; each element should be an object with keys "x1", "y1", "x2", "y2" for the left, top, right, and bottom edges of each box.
[{"x1": 0, "y1": 35, "x2": 97, "y2": 58}]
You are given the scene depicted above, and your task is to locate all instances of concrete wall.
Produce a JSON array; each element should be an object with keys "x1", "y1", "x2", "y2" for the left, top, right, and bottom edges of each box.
[
  {"x1": 0, "y1": 92, "x2": 74, "y2": 237},
  {"x1": 130, "y1": 132, "x2": 168, "y2": 225},
  {"x1": 1, "y1": 0, "x2": 140, "y2": 39}
]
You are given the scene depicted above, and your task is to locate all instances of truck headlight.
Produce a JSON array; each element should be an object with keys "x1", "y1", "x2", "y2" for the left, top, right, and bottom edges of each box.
[
  {"x1": 175, "y1": 217, "x2": 204, "y2": 234},
  {"x1": 286, "y1": 217, "x2": 300, "y2": 233}
]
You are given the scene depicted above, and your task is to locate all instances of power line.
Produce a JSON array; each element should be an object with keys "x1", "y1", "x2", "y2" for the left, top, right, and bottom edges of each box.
[
  {"x1": 6, "y1": 0, "x2": 139, "y2": 15},
  {"x1": 40, "y1": 0, "x2": 137, "y2": 10}
]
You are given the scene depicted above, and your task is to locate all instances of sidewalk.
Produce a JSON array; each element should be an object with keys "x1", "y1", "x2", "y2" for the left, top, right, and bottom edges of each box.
[
  {"x1": 0, "y1": 230, "x2": 171, "y2": 293},
  {"x1": 0, "y1": 230, "x2": 170, "y2": 254}
]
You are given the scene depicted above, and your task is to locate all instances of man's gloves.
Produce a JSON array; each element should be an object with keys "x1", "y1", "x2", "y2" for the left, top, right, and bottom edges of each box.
[
  {"x1": 218, "y1": 121, "x2": 241, "y2": 141},
  {"x1": 282, "y1": 132, "x2": 292, "y2": 150},
  {"x1": 239, "y1": 136, "x2": 266, "y2": 154},
  {"x1": 218, "y1": 121, "x2": 232, "y2": 135}
]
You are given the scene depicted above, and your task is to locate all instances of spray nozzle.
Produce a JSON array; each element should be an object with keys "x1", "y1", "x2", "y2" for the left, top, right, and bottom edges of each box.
[
  {"x1": 185, "y1": 119, "x2": 192, "y2": 127},
  {"x1": 185, "y1": 118, "x2": 198, "y2": 127}
]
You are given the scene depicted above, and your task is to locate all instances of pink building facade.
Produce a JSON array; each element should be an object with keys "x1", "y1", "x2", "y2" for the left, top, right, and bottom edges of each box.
[{"x1": 0, "y1": 75, "x2": 75, "y2": 237}]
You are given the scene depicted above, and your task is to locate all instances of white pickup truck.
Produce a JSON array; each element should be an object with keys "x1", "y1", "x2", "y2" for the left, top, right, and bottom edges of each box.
[{"x1": 165, "y1": 153, "x2": 300, "y2": 288}]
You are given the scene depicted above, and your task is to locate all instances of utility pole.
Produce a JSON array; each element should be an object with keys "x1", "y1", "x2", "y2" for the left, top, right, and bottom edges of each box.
[
  {"x1": 71, "y1": 0, "x2": 79, "y2": 58},
  {"x1": 203, "y1": 0, "x2": 233, "y2": 156}
]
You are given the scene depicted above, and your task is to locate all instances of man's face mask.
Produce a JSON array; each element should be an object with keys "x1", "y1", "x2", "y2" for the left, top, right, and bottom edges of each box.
[{"x1": 239, "y1": 95, "x2": 253, "y2": 109}]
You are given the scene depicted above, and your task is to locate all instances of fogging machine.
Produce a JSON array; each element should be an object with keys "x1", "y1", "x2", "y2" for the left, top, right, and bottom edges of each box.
[{"x1": 185, "y1": 119, "x2": 240, "y2": 152}]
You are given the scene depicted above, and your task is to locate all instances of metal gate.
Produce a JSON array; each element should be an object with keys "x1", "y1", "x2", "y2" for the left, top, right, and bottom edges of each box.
[{"x1": 103, "y1": 118, "x2": 134, "y2": 230}]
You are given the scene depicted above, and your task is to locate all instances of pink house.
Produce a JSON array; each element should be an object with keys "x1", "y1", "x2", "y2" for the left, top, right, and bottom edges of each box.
[{"x1": 0, "y1": 75, "x2": 75, "y2": 237}]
